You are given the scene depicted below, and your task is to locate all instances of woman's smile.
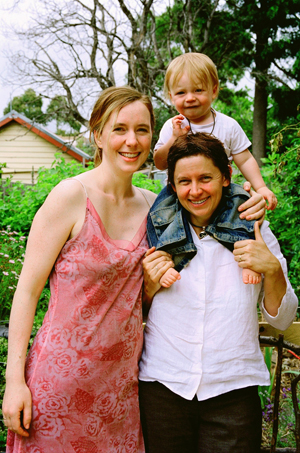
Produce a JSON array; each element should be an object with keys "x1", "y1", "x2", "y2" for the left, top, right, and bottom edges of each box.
[
  {"x1": 189, "y1": 197, "x2": 209, "y2": 205},
  {"x1": 119, "y1": 151, "x2": 141, "y2": 159}
]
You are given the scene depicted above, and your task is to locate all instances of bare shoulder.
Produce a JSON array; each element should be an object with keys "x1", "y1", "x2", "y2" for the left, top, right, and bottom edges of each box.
[
  {"x1": 41, "y1": 178, "x2": 85, "y2": 211},
  {"x1": 35, "y1": 178, "x2": 87, "y2": 232},
  {"x1": 137, "y1": 187, "x2": 157, "y2": 207}
]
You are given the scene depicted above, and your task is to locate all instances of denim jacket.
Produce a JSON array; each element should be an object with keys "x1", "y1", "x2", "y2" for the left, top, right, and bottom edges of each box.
[{"x1": 147, "y1": 183, "x2": 255, "y2": 272}]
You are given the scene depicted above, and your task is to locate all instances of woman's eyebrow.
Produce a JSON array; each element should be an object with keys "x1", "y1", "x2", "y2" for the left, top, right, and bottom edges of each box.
[{"x1": 113, "y1": 122, "x2": 150, "y2": 128}]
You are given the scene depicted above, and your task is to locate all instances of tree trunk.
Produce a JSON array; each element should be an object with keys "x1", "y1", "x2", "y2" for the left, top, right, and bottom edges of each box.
[{"x1": 252, "y1": 77, "x2": 268, "y2": 167}]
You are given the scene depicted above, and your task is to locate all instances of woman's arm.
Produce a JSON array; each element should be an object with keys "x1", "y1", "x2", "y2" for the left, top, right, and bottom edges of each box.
[
  {"x1": 233, "y1": 222, "x2": 298, "y2": 327},
  {"x1": 2, "y1": 180, "x2": 85, "y2": 436},
  {"x1": 142, "y1": 247, "x2": 174, "y2": 318}
]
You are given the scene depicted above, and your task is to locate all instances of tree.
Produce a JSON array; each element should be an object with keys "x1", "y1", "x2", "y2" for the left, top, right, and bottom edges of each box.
[
  {"x1": 46, "y1": 96, "x2": 82, "y2": 132},
  {"x1": 3, "y1": 88, "x2": 84, "y2": 134},
  {"x1": 3, "y1": 88, "x2": 48, "y2": 124},
  {"x1": 2, "y1": 0, "x2": 299, "y2": 161},
  {"x1": 3, "y1": 0, "x2": 247, "y2": 131},
  {"x1": 225, "y1": 0, "x2": 300, "y2": 164}
]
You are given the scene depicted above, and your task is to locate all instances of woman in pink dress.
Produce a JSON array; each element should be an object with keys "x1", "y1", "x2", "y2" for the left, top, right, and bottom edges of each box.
[
  {"x1": 2, "y1": 85, "x2": 265, "y2": 453},
  {"x1": 2, "y1": 86, "x2": 160, "y2": 453}
]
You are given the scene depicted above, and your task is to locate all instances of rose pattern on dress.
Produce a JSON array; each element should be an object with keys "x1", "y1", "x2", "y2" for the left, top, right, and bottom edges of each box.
[
  {"x1": 7, "y1": 201, "x2": 147, "y2": 453},
  {"x1": 33, "y1": 414, "x2": 65, "y2": 437},
  {"x1": 84, "y1": 414, "x2": 106, "y2": 437}
]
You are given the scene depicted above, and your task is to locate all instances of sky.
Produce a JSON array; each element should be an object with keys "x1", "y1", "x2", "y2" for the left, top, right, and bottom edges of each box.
[{"x1": 0, "y1": 0, "x2": 34, "y2": 116}]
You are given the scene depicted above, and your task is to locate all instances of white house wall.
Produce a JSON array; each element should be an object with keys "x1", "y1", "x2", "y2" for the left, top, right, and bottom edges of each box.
[{"x1": 0, "y1": 122, "x2": 76, "y2": 184}]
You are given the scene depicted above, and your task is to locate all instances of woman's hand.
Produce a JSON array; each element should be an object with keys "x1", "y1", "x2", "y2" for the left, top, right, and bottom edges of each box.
[
  {"x1": 233, "y1": 222, "x2": 286, "y2": 316},
  {"x1": 238, "y1": 182, "x2": 266, "y2": 224},
  {"x1": 142, "y1": 247, "x2": 174, "y2": 316},
  {"x1": 2, "y1": 382, "x2": 32, "y2": 437},
  {"x1": 233, "y1": 222, "x2": 279, "y2": 275}
]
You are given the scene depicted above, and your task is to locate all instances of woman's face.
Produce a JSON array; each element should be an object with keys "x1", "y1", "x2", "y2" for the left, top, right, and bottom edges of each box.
[
  {"x1": 172, "y1": 154, "x2": 230, "y2": 226},
  {"x1": 95, "y1": 100, "x2": 152, "y2": 174}
]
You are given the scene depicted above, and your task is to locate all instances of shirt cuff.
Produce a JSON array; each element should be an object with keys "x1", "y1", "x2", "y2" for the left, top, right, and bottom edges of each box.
[{"x1": 261, "y1": 281, "x2": 298, "y2": 331}]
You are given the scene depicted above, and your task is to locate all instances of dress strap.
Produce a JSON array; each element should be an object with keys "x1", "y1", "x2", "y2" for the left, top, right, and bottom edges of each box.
[
  {"x1": 67, "y1": 177, "x2": 88, "y2": 199},
  {"x1": 136, "y1": 187, "x2": 152, "y2": 208}
]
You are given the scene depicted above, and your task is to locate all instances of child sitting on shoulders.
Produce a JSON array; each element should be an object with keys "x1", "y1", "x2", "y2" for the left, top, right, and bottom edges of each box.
[
  {"x1": 151, "y1": 53, "x2": 275, "y2": 288},
  {"x1": 154, "y1": 52, "x2": 277, "y2": 210}
]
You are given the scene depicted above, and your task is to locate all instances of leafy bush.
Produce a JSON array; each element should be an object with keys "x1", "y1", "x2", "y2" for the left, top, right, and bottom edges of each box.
[
  {"x1": 232, "y1": 123, "x2": 300, "y2": 307},
  {"x1": 0, "y1": 229, "x2": 26, "y2": 321},
  {"x1": 0, "y1": 228, "x2": 51, "y2": 322},
  {"x1": 132, "y1": 172, "x2": 162, "y2": 194},
  {"x1": 0, "y1": 155, "x2": 93, "y2": 233},
  {"x1": 261, "y1": 124, "x2": 300, "y2": 305}
]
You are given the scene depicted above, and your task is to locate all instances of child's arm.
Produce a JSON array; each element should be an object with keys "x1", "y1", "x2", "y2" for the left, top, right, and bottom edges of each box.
[
  {"x1": 154, "y1": 115, "x2": 190, "y2": 170},
  {"x1": 233, "y1": 150, "x2": 277, "y2": 210}
]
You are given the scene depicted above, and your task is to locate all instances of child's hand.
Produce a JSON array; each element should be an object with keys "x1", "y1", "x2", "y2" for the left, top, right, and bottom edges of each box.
[
  {"x1": 172, "y1": 115, "x2": 190, "y2": 138},
  {"x1": 256, "y1": 187, "x2": 278, "y2": 210},
  {"x1": 239, "y1": 182, "x2": 266, "y2": 224},
  {"x1": 160, "y1": 268, "x2": 181, "y2": 288}
]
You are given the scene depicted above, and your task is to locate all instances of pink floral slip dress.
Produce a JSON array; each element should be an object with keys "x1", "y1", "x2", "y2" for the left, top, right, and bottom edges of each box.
[{"x1": 7, "y1": 181, "x2": 148, "y2": 453}]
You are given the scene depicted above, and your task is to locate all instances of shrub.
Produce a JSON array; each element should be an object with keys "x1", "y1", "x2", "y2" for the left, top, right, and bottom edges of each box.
[
  {"x1": 0, "y1": 229, "x2": 26, "y2": 321},
  {"x1": 261, "y1": 124, "x2": 300, "y2": 305},
  {"x1": 0, "y1": 155, "x2": 93, "y2": 233}
]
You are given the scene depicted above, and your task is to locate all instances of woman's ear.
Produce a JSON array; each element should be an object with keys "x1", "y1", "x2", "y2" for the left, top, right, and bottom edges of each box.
[
  {"x1": 223, "y1": 166, "x2": 231, "y2": 187},
  {"x1": 170, "y1": 183, "x2": 177, "y2": 193},
  {"x1": 94, "y1": 131, "x2": 102, "y2": 148}
]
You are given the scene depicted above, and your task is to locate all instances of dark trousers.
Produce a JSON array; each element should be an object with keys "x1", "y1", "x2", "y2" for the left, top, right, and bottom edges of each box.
[{"x1": 139, "y1": 380, "x2": 262, "y2": 453}]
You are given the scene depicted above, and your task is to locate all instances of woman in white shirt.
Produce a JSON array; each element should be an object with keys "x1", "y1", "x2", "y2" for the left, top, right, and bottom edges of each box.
[{"x1": 140, "y1": 132, "x2": 298, "y2": 453}]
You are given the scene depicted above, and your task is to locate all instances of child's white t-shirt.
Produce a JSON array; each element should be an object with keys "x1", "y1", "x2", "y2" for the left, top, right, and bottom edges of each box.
[{"x1": 154, "y1": 110, "x2": 251, "y2": 161}]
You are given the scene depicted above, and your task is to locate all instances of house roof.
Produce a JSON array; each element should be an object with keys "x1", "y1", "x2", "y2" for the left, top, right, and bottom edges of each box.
[{"x1": 0, "y1": 110, "x2": 93, "y2": 163}]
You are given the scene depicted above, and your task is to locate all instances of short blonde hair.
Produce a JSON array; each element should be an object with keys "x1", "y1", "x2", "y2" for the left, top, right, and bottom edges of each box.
[
  {"x1": 164, "y1": 53, "x2": 219, "y2": 99},
  {"x1": 89, "y1": 86, "x2": 155, "y2": 166}
]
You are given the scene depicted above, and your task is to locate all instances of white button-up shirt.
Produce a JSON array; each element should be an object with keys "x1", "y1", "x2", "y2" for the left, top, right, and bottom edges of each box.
[{"x1": 139, "y1": 221, "x2": 298, "y2": 401}]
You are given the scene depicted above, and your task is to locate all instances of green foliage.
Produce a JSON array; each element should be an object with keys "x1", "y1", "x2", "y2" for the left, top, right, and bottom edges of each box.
[
  {"x1": 0, "y1": 155, "x2": 93, "y2": 233},
  {"x1": 46, "y1": 96, "x2": 82, "y2": 133},
  {"x1": 0, "y1": 229, "x2": 26, "y2": 320},
  {"x1": 258, "y1": 347, "x2": 276, "y2": 409},
  {"x1": 261, "y1": 124, "x2": 300, "y2": 304},
  {"x1": 261, "y1": 386, "x2": 297, "y2": 449},
  {"x1": 3, "y1": 89, "x2": 48, "y2": 124},
  {"x1": 132, "y1": 173, "x2": 162, "y2": 194},
  {"x1": 2, "y1": 90, "x2": 84, "y2": 134}
]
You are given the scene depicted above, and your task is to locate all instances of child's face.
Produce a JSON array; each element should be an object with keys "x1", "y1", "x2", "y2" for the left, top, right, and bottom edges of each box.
[{"x1": 169, "y1": 72, "x2": 217, "y2": 125}]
